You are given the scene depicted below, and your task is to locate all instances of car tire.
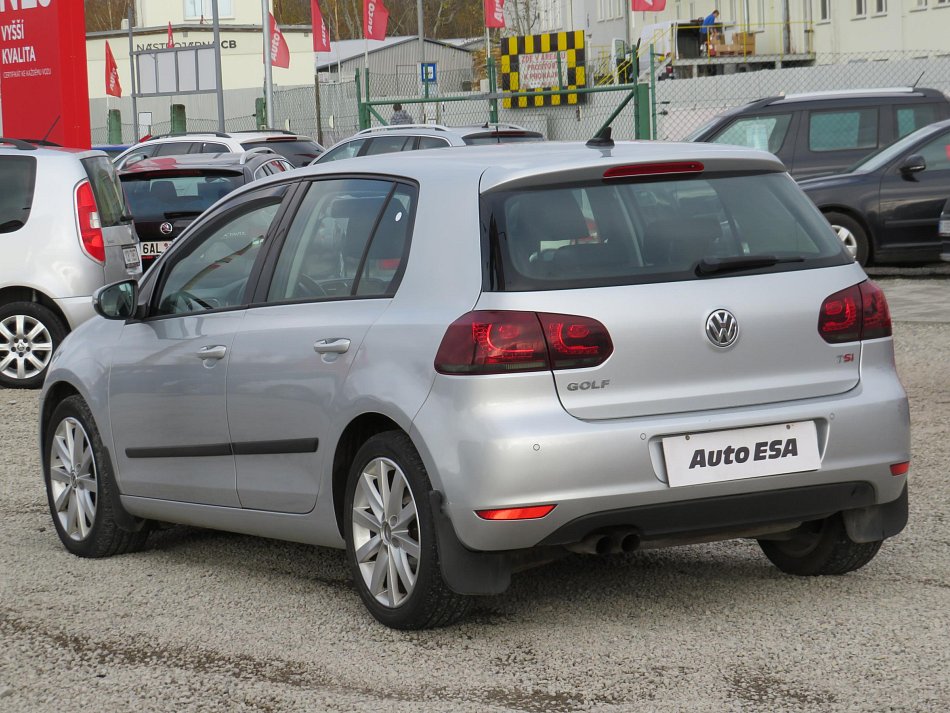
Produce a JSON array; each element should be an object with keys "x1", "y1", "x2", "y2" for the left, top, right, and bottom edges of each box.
[
  {"x1": 758, "y1": 514, "x2": 882, "y2": 576},
  {"x1": 824, "y1": 211, "x2": 870, "y2": 266},
  {"x1": 0, "y1": 301, "x2": 66, "y2": 389},
  {"x1": 44, "y1": 395, "x2": 150, "y2": 558},
  {"x1": 344, "y1": 430, "x2": 472, "y2": 629}
]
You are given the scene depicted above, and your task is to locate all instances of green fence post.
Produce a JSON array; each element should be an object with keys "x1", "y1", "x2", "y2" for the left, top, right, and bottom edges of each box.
[
  {"x1": 635, "y1": 83, "x2": 650, "y2": 139},
  {"x1": 649, "y1": 46, "x2": 657, "y2": 140},
  {"x1": 355, "y1": 69, "x2": 364, "y2": 129},
  {"x1": 488, "y1": 55, "x2": 498, "y2": 124},
  {"x1": 364, "y1": 67, "x2": 372, "y2": 127},
  {"x1": 255, "y1": 98, "x2": 267, "y2": 129},
  {"x1": 107, "y1": 109, "x2": 122, "y2": 144},
  {"x1": 170, "y1": 104, "x2": 186, "y2": 133}
]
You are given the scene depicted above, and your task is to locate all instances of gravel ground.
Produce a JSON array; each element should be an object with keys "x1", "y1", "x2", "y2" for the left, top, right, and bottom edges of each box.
[{"x1": 1, "y1": 308, "x2": 948, "y2": 711}]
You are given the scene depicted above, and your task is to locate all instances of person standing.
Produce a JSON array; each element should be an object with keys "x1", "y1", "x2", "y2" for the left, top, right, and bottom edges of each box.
[
  {"x1": 700, "y1": 9, "x2": 720, "y2": 56},
  {"x1": 390, "y1": 104, "x2": 412, "y2": 125}
]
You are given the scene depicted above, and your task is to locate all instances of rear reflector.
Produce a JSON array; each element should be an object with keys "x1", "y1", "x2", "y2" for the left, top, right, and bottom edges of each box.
[
  {"x1": 890, "y1": 462, "x2": 909, "y2": 476},
  {"x1": 434, "y1": 311, "x2": 612, "y2": 375},
  {"x1": 818, "y1": 280, "x2": 891, "y2": 343},
  {"x1": 476, "y1": 505, "x2": 556, "y2": 520},
  {"x1": 603, "y1": 161, "x2": 704, "y2": 179}
]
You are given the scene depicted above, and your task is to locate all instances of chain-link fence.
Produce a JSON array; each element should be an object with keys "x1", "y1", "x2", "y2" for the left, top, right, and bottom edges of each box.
[
  {"x1": 655, "y1": 51, "x2": 950, "y2": 141},
  {"x1": 89, "y1": 50, "x2": 950, "y2": 149}
]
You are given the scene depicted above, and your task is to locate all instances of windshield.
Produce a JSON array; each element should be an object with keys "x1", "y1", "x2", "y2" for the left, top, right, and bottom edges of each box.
[
  {"x1": 848, "y1": 124, "x2": 943, "y2": 173},
  {"x1": 121, "y1": 172, "x2": 244, "y2": 219},
  {"x1": 485, "y1": 171, "x2": 849, "y2": 291}
]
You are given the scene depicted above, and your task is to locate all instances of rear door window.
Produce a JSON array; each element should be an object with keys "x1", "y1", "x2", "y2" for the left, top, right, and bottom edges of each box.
[
  {"x1": 363, "y1": 136, "x2": 413, "y2": 155},
  {"x1": 81, "y1": 156, "x2": 127, "y2": 227},
  {"x1": 265, "y1": 178, "x2": 415, "y2": 302},
  {"x1": 486, "y1": 172, "x2": 848, "y2": 290},
  {"x1": 808, "y1": 108, "x2": 878, "y2": 152},
  {"x1": 710, "y1": 114, "x2": 792, "y2": 153},
  {"x1": 0, "y1": 156, "x2": 36, "y2": 233},
  {"x1": 896, "y1": 104, "x2": 941, "y2": 139}
]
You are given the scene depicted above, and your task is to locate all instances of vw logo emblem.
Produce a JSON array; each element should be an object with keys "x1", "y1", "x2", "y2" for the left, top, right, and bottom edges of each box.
[
  {"x1": 706, "y1": 309, "x2": 739, "y2": 349},
  {"x1": 159, "y1": 222, "x2": 173, "y2": 235}
]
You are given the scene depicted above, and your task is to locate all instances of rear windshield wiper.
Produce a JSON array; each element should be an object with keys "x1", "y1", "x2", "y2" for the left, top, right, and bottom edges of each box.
[
  {"x1": 696, "y1": 255, "x2": 804, "y2": 276},
  {"x1": 164, "y1": 210, "x2": 204, "y2": 219}
]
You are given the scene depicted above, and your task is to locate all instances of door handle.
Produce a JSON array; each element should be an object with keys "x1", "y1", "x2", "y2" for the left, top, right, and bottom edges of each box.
[
  {"x1": 313, "y1": 338, "x2": 351, "y2": 354},
  {"x1": 196, "y1": 345, "x2": 228, "y2": 361}
]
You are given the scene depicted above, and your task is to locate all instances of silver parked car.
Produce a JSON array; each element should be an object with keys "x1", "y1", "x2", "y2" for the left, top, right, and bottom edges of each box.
[
  {"x1": 40, "y1": 140, "x2": 909, "y2": 629},
  {"x1": 0, "y1": 140, "x2": 141, "y2": 388}
]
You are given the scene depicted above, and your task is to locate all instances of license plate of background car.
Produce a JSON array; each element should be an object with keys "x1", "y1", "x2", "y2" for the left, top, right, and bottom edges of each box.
[
  {"x1": 123, "y1": 246, "x2": 141, "y2": 269},
  {"x1": 662, "y1": 421, "x2": 820, "y2": 488},
  {"x1": 139, "y1": 241, "x2": 171, "y2": 257}
]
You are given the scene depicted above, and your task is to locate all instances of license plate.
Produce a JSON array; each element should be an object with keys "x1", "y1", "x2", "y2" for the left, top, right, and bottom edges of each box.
[
  {"x1": 663, "y1": 421, "x2": 820, "y2": 488},
  {"x1": 140, "y1": 241, "x2": 172, "y2": 257},
  {"x1": 123, "y1": 246, "x2": 141, "y2": 269}
]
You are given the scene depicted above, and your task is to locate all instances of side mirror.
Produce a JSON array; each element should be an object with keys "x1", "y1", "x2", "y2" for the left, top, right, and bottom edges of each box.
[
  {"x1": 899, "y1": 154, "x2": 926, "y2": 175},
  {"x1": 93, "y1": 280, "x2": 139, "y2": 320}
]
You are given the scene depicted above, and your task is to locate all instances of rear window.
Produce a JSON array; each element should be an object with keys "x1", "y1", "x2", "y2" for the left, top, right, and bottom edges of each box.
[
  {"x1": 0, "y1": 156, "x2": 36, "y2": 233},
  {"x1": 122, "y1": 172, "x2": 244, "y2": 220},
  {"x1": 710, "y1": 114, "x2": 792, "y2": 153},
  {"x1": 485, "y1": 172, "x2": 849, "y2": 291},
  {"x1": 82, "y1": 156, "x2": 128, "y2": 228},
  {"x1": 241, "y1": 139, "x2": 322, "y2": 166},
  {"x1": 463, "y1": 132, "x2": 544, "y2": 146}
]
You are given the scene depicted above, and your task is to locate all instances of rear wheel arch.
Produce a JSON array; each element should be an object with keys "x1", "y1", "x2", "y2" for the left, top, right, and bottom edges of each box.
[
  {"x1": 0, "y1": 286, "x2": 71, "y2": 333},
  {"x1": 332, "y1": 413, "x2": 405, "y2": 537}
]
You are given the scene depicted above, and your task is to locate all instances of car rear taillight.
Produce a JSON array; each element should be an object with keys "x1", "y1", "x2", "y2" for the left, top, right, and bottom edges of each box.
[
  {"x1": 434, "y1": 311, "x2": 613, "y2": 375},
  {"x1": 75, "y1": 180, "x2": 105, "y2": 264},
  {"x1": 818, "y1": 280, "x2": 892, "y2": 343}
]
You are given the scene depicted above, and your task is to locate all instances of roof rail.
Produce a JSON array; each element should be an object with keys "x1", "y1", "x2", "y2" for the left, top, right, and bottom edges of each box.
[
  {"x1": 149, "y1": 131, "x2": 232, "y2": 139},
  {"x1": 231, "y1": 129, "x2": 296, "y2": 135},
  {"x1": 358, "y1": 124, "x2": 450, "y2": 134},
  {"x1": 779, "y1": 87, "x2": 917, "y2": 102},
  {"x1": 239, "y1": 146, "x2": 278, "y2": 163},
  {"x1": 0, "y1": 137, "x2": 38, "y2": 151}
]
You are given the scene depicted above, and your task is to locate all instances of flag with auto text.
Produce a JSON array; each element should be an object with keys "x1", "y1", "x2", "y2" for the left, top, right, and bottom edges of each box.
[
  {"x1": 631, "y1": 0, "x2": 666, "y2": 10},
  {"x1": 311, "y1": 0, "x2": 331, "y2": 52},
  {"x1": 363, "y1": 0, "x2": 389, "y2": 41},
  {"x1": 269, "y1": 13, "x2": 291, "y2": 68},
  {"x1": 484, "y1": 0, "x2": 505, "y2": 28},
  {"x1": 105, "y1": 41, "x2": 122, "y2": 97}
]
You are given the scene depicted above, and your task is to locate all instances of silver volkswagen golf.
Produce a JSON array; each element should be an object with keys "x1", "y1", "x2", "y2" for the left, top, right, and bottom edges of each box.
[{"x1": 40, "y1": 140, "x2": 910, "y2": 629}]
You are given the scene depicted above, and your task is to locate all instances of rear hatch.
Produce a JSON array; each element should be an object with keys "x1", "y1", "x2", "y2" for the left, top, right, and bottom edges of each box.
[
  {"x1": 81, "y1": 155, "x2": 141, "y2": 279},
  {"x1": 477, "y1": 166, "x2": 861, "y2": 420},
  {"x1": 121, "y1": 170, "x2": 245, "y2": 260}
]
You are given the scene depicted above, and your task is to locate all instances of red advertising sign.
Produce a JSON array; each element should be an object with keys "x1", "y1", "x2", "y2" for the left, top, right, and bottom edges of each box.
[
  {"x1": 0, "y1": 0, "x2": 91, "y2": 148},
  {"x1": 484, "y1": 0, "x2": 505, "y2": 29},
  {"x1": 631, "y1": 0, "x2": 667, "y2": 10},
  {"x1": 311, "y1": 0, "x2": 331, "y2": 53},
  {"x1": 363, "y1": 0, "x2": 389, "y2": 42},
  {"x1": 268, "y1": 13, "x2": 290, "y2": 68},
  {"x1": 105, "y1": 41, "x2": 121, "y2": 98}
]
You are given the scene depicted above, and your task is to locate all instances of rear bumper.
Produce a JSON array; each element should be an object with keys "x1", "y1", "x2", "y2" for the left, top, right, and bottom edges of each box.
[{"x1": 411, "y1": 339, "x2": 910, "y2": 552}]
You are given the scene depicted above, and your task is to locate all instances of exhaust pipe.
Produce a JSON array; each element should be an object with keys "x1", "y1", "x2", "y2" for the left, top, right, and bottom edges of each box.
[
  {"x1": 619, "y1": 532, "x2": 640, "y2": 553},
  {"x1": 566, "y1": 533, "x2": 612, "y2": 555}
]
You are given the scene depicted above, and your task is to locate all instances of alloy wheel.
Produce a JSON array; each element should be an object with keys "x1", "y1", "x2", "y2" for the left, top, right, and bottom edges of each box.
[
  {"x1": 832, "y1": 224, "x2": 858, "y2": 260},
  {"x1": 49, "y1": 417, "x2": 98, "y2": 541},
  {"x1": 0, "y1": 314, "x2": 53, "y2": 381},
  {"x1": 351, "y1": 457, "x2": 421, "y2": 608}
]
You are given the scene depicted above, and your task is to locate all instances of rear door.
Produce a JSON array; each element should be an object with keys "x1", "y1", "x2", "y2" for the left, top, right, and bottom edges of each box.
[
  {"x1": 226, "y1": 178, "x2": 415, "y2": 513},
  {"x1": 81, "y1": 155, "x2": 141, "y2": 280},
  {"x1": 479, "y1": 169, "x2": 858, "y2": 420}
]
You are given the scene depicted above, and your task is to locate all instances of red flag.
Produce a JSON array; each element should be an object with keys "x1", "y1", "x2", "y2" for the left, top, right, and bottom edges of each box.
[
  {"x1": 311, "y1": 0, "x2": 331, "y2": 52},
  {"x1": 105, "y1": 41, "x2": 122, "y2": 97},
  {"x1": 268, "y1": 13, "x2": 291, "y2": 68},
  {"x1": 167, "y1": 21, "x2": 174, "y2": 48},
  {"x1": 363, "y1": 0, "x2": 389, "y2": 41},
  {"x1": 631, "y1": 0, "x2": 666, "y2": 10},
  {"x1": 484, "y1": 0, "x2": 505, "y2": 28}
]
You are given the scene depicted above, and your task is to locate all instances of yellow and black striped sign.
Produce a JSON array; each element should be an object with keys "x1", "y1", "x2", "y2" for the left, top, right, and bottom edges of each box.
[{"x1": 500, "y1": 30, "x2": 587, "y2": 109}]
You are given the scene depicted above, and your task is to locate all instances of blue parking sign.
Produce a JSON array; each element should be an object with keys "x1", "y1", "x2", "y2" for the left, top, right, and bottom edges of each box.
[{"x1": 421, "y1": 63, "x2": 437, "y2": 83}]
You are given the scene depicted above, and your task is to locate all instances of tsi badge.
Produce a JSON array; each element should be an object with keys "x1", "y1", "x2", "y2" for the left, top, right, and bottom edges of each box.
[{"x1": 566, "y1": 379, "x2": 610, "y2": 392}]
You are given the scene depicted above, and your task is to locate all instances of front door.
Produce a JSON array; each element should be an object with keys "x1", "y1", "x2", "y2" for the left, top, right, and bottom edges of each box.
[{"x1": 109, "y1": 188, "x2": 288, "y2": 506}]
